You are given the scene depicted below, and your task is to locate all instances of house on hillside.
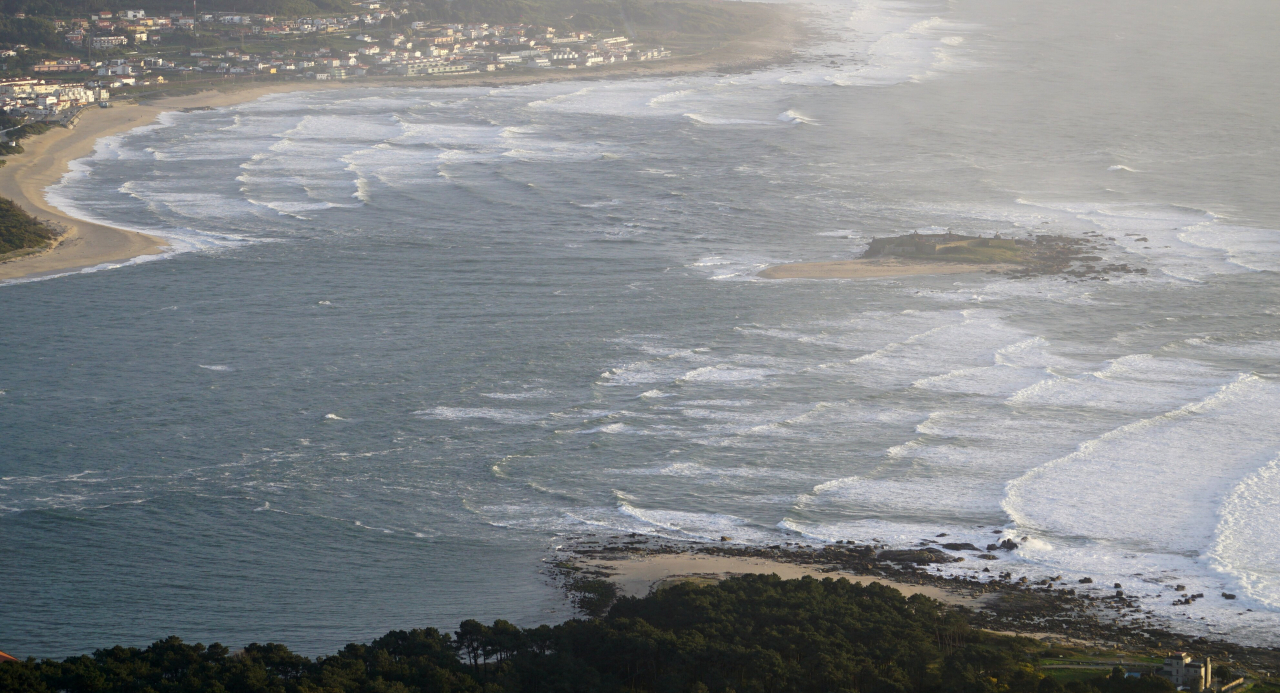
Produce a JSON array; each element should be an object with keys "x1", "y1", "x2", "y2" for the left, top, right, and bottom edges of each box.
[{"x1": 1158, "y1": 653, "x2": 1211, "y2": 691}]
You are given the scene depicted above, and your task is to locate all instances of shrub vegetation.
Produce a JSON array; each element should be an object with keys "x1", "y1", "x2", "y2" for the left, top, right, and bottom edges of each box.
[{"x1": 0, "y1": 196, "x2": 56, "y2": 255}]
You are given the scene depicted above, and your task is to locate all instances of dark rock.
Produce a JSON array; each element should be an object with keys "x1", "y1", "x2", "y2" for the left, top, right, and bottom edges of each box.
[
  {"x1": 1175, "y1": 584, "x2": 1186, "y2": 591},
  {"x1": 1223, "y1": 593, "x2": 1237, "y2": 600},
  {"x1": 877, "y1": 548, "x2": 961, "y2": 565},
  {"x1": 1079, "y1": 577, "x2": 1093, "y2": 584},
  {"x1": 942, "y1": 542, "x2": 981, "y2": 551},
  {"x1": 1114, "y1": 582, "x2": 1122, "y2": 589},
  {"x1": 720, "y1": 536, "x2": 731, "y2": 542},
  {"x1": 999, "y1": 539, "x2": 1019, "y2": 550},
  {"x1": 987, "y1": 543, "x2": 1000, "y2": 551},
  {"x1": 978, "y1": 554, "x2": 999, "y2": 560}
]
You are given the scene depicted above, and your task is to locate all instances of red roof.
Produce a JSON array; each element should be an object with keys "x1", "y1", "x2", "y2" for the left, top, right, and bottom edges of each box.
[{"x1": 0, "y1": 650, "x2": 19, "y2": 663}]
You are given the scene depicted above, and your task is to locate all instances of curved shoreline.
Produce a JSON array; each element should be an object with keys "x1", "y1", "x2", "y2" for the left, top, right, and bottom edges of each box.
[
  {"x1": 0, "y1": 3, "x2": 803, "y2": 285},
  {"x1": 0, "y1": 86, "x2": 344, "y2": 283}
]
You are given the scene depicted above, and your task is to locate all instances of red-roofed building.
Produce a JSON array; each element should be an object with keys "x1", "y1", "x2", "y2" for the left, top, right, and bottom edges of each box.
[{"x1": 0, "y1": 650, "x2": 19, "y2": 663}]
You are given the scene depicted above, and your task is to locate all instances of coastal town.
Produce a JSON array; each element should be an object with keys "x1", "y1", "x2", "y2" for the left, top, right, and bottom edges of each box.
[{"x1": 0, "y1": 7, "x2": 672, "y2": 123}]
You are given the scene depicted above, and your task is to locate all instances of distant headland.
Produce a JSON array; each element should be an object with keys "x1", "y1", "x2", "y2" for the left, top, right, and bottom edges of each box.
[{"x1": 760, "y1": 230, "x2": 1148, "y2": 280}]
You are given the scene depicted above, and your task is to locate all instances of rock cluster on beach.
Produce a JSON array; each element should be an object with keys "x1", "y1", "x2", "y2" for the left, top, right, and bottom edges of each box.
[
  {"x1": 551, "y1": 533, "x2": 1280, "y2": 679},
  {"x1": 1002, "y1": 234, "x2": 1148, "y2": 281}
]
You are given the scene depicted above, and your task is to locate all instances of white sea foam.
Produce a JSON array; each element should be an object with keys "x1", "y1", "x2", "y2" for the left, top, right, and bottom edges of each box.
[
  {"x1": 1211, "y1": 455, "x2": 1280, "y2": 608},
  {"x1": 1006, "y1": 353, "x2": 1232, "y2": 412},
  {"x1": 1015, "y1": 200, "x2": 1280, "y2": 279},
  {"x1": 414, "y1": 406, "x2": 543, "y2": 424},
  {"x1": 480, "y1": 389, "x2": 555, "y2": 400},
  {"x1": 683, "y1": 114, "x2": 772, "y2": 126},
  {"x1": 778, "y1": 109, "x2": 819, "y2": 125},
  {"x1": 614, "y1": 503, "x2": 777, "y2": 542},
  {"x1": 678, "y1": 365, "x2": 779, "y2": 383},
  {"x1": 1005, "y1": 375, "x2": 1280, "y2": 555}
]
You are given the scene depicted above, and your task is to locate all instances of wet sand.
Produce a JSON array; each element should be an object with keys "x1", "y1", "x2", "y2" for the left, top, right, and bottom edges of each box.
[{"x1": 759, "y1": 259, "x2": 1018, "y2": 279}]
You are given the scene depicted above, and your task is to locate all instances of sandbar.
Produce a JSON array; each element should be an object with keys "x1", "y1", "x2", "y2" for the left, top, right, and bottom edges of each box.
[
  {"x1": 759, "y1": 258, "x2": 1018, "y2": 280},
  {"x1": 576, "y1": 552, "x2": 995, "y2": 607}
]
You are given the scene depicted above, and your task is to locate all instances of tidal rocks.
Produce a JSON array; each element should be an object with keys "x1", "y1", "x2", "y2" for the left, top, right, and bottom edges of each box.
[
  {"x1": 877, "y1": 548, "x2": 962, "y2": 565},
  {"x1": 941, "y1": 542, "x2": 981, "y2": 551}
]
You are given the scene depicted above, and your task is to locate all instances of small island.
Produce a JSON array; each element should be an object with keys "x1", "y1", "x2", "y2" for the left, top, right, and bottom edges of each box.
[{"x1": 760, "y1": 230, "x2": 1148, "y2": 281}]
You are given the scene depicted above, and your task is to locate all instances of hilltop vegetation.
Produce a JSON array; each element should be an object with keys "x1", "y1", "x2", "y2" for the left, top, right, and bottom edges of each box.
[
  {"x1": 0, "y1": 14, "x2": 61, "y2": 49},
  {"x1": 406, "y1": 0, "x2": 780, "y2": 37},
  {"x1": 0, "y1": 0, "x2": 353, "y2": 17},
  {"x1": 0, "y1": 574, "x2": 1187, "y2": 693},
  {"x1": 0, "y1": 0, "x2": 772, "y2": 40},
  {"x1": 0, "y1": 196, "x2": 57, "y2": 256}
]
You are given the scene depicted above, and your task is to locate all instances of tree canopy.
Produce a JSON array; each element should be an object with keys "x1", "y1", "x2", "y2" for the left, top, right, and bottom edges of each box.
[{"x1": 0, "y1": 575, "x2": 1183, "y2": 693}]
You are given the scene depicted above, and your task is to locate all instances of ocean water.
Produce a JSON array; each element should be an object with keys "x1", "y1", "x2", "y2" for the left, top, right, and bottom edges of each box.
[{"x1": 5, "y1": 0, "x2": 1280, "y2": 655}]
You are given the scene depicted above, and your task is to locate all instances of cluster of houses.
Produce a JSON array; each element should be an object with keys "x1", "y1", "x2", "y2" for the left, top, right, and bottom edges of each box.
[
  {"x1": 0, "y1": 77, "x2": 109, "y2": 119},
  {"x1": 0, "y1": 11, "x2": 673, "y2": 115},
  {"x1": 45, "y1": 6, "x2": 669, "y2": 76},
  {"x1": 55, "y1": 9, "x2": 410, "y2": 49},
  {"x1": 175, "y1": 23, "x2": 668, "y2": 78},
  {"x1": 367, "y1": 26, "x2": 669, "y2": 77}
]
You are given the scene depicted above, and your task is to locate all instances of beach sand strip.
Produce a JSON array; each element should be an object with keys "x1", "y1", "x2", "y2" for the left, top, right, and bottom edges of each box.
[
  {"x1": 759, "y1": 259, "x2": 1018, "y2": 280},
  {"x1": 576, "y1": 553, "x2": 996, "y2": 607}
]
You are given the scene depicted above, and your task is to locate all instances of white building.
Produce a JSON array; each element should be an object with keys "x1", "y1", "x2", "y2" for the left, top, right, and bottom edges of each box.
[
  {"x1": 91, "y1": 35, "x2": 129, "y2": 49},
  {"x1": 1159, "y1": 653, "x2": 1211, "y2": 691}
]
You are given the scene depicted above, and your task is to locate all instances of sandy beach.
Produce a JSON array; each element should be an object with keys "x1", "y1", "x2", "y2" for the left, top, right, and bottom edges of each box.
[
  {"x1": 759, "y1": 258, "x2": 1018, "y2": 280},
  {"x1": 576, "y1": 552, "x2": 996, "y2": 607},
  {"x1": 0, "y1": 3, "x2": 801, "y2": 284},
  {"x1": 0, "y1": 83, "x2": 357, "y2": 283}
]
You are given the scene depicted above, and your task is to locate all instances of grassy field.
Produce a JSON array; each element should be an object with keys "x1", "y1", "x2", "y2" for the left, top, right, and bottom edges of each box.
[{"x1": 933, "y1": 243, "x2": 1028, "y2": 265}]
